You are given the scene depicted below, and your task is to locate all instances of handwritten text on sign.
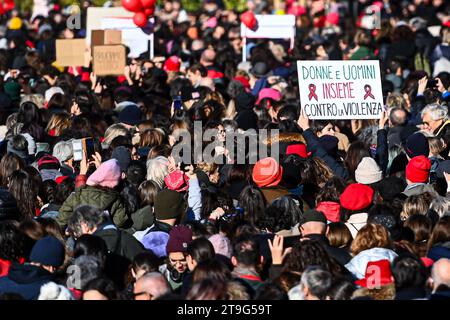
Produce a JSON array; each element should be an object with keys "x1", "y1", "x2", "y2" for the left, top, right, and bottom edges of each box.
[{"x1": 297, "y1": 60, "x2": 384, "y2": 119}]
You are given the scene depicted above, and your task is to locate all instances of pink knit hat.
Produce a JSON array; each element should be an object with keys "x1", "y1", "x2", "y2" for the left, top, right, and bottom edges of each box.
[
  {"x1": 256, "y1": 88, "x2": 282, "y2": 104},
  {"x1": 86, "y1": 159, "x2": 121, "y2": 189}
]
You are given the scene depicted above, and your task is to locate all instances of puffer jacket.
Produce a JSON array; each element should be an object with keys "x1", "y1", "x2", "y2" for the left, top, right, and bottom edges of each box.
[
  {"x1": 0, "y1": 188, "x2": 19, "y2": 221},
  {"x1": 56, "y1": 185, "x2": 129, "y2": 228},
  {"x1": 345, "y1": 247, "x2": 398, "y2": 280}
]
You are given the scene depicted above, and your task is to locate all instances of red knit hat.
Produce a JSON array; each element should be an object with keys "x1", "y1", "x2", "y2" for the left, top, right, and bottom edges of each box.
[
  {"x1": 163, "y1": 56, "x2": 181, "y2": 72},
  {"x1": 316, "y1": 201, "x2": 341, "y2": 222},
  {"x1": 355, "y1": 259, "x2": 394, "y2": 288},
  {"x1": 340, "y1": 183, "x2": 374, "y2": 211},
  {"x1": 166, "y1": 225, "x2": 193, "y2": 254},
  {"x1": 252, "y1": 157, "x2": 283, "y2": 188},
  {"x1": 164, "y1": 170, "x2": 189, "y2": 192},
  {"x1": 406, "y1": 155, "x2": 431, "y2": 183},
  {"x1": 286, "y1": 144, "x2": 310, "y2": 158}
]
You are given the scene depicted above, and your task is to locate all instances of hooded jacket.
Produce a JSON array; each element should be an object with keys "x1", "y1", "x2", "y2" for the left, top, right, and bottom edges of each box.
[
  {"x1": 0, "y1": 263, "x2": 55, "y2": 300},
  {"x1": 57, "y1": 185, "x2": 129, "y2": 228}
]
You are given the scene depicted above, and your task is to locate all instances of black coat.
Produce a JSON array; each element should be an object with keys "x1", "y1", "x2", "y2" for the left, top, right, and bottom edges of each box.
[{"x1": 0, "y1": 263, "x2": 55, "y2": 300}]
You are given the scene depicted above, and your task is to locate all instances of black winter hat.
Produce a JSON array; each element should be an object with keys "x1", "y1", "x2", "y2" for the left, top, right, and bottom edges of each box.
[
  {"x1": 111, "y1": 146, "x2": 131, "y2": 173},
  {"x1": 300, "y1": 210, "x2": 327, "y2": 225},
  {"x1": 235, "y1": 92, "x2": 256, "y2": 112},
  {"x1": 154, "y1": 189, "x2": 187, "y2": 220},
  {"x1": 118, "y1": 105, "x2": 141, "y2": 126},
  {"x1": 405, "y1": 132, "x2": 429, "y2": 158}
]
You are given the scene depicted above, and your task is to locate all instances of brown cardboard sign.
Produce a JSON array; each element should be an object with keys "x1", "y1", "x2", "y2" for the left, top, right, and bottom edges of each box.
[
  {"x1": 92, "y1": 45, "x2": 126, "y2": 76},
  {"x1": 55, "y1": 39, "x2": 88, "y2": 67},
  {"x1": 91, "y1": 29, "x2": 122, "y2": 47}
]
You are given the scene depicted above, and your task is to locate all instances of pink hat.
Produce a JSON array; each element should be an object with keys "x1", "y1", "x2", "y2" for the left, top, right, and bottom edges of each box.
[
  {"x1": 86, "y1": 159, "x2": 121, "y2": 189},
  {"x1": 164, "y1": 170, "x2": 189, "y2": 192},
  {"x1": 252, "y1": 157, "x2": 283, "y2": 188},
  {"x1": 256, "y1": 88, "x2": 282, "y2": 104}
]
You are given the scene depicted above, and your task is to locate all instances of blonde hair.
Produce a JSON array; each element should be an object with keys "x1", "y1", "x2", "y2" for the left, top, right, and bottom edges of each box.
[
  {"x1": 428, "y1": 137, "x2": 445, "y2": 157},
  {"x1": 46, "y1": 113, "x2": 72, "y2": 136},
  {"x1": 350, "y1": 224, "x2": 391, "y2": 256},
  {"x1": 103, "y1": 124, "x2": 129, "y2": 146},
  {"x1": 196, "y1": 162, "x2": 218, "y2": 175}
]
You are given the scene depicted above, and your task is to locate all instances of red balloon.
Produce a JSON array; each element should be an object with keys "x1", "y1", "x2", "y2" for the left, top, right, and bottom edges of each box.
[
  {"x1": 144, "y1": 6, "x2": 155, "y2": 16},
  {"x1": 241, "y1": 10, "x2": 258, "y2": 31},
  {"x1": 140, "y1": 0, "x2": 156, "y2": 9},
  {"x1": 133, "y1": 12, "x2": 148, "y2": 28},
  {"x1": 122, "y1": 0, "x2": 142, "y2": 13}
]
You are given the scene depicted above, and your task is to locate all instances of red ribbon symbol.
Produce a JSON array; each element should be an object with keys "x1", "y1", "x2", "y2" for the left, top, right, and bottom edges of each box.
[
  {"x1": 308, "y1": 84, "x2": 318, "y2": 101},
  {"x1": 363, "y1": 84, "x2": 375, "y2": 100}
]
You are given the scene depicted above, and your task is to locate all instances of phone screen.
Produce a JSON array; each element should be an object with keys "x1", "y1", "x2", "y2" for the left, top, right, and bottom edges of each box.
[
  {"x1": 84, "y1": 138, "x2": 95, "y2": 160},
  {"x1": 173, "y1": 96, "x2": 182, "y2": 110}
]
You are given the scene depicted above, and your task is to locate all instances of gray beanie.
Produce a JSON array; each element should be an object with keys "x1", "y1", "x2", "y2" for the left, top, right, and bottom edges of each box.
[{"x1": 355, "y1": 157, "x2": 382, "y2": 185}]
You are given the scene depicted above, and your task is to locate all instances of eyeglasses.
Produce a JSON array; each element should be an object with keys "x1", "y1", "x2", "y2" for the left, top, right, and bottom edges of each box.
[{"x1": 422, "y1": 118, "x2": 443, "y2": 126}]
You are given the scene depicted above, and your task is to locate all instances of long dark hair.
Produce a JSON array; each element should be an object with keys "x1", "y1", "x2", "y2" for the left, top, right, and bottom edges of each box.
[
  {"x1": 8, "y1": 170, "x2": 38, "y2": 219},
  {"x1": 0, "y1": 220, "x2": 26, "y2": 262},
  {"x1": 238, "y1": 185, "x2": 266, "y2": 227}
]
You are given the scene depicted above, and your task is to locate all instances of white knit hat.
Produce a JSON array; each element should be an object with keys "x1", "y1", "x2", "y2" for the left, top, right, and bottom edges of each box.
[{"x1": 355, "y1": 157, "x2": 382, "y2": 185}]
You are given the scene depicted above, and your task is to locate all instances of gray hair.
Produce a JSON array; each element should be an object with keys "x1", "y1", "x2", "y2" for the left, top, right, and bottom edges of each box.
[
  {"x1": 146, "y1": 156, "x2": 169, "y2": 188},
  {"x1": 421, "y1": 103, "x2": 449, "y2": 121},
  {"x1": 67, "y1": 256, "x2": 102, "y2": 290},
  {"x1": 300, "y1": 266, "x2": 333, "y2": 300},
  {"x1": 431, "y1": 196, "x2": 450, "y2": 218}
]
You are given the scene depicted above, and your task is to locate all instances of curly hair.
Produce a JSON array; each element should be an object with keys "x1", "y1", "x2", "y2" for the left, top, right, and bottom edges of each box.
[
  {"x1": 282, "y1": 240, "x2": 345, "y2": 279},
  {"x1": 0, "y1": 220, "x2": 26, "y2": 262},
  {"x1": 350, "y1": 223, "x2": 392, "y2": 256}
]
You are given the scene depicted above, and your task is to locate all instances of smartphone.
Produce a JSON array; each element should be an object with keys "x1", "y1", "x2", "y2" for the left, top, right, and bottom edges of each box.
[
  {"x1": 173, "y1": 96, "x2": 182, "y2": 110},
  {"x1": 427, "y1": 79, "x2": 437, "y2": 88},
  {"x1": 72, "y1": 138, "x2": 95, "y2": 161}
]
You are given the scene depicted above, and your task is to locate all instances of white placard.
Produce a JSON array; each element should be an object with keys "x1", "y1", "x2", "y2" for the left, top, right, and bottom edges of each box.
[
  {"x1": 87, "y1": 7, "x2": 154, "y2": 59},
  {"x1": 101, "y1": 17, "x2": 153, "y2": 58},
  {"x1": 297, "y1": 60, "x2": 384, "y2": 119},
  {"x1": 240, "y1": 14, "x2": 296, "y2": 39}
]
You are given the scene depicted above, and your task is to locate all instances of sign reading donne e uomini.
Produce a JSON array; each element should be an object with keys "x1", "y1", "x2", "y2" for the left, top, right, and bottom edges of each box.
[{"x1": 297, "y1": 60, "x2": 384, "y2": 119}]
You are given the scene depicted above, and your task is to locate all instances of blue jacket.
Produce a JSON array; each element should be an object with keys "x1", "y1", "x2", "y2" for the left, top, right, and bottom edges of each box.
[
  {"x1": 0, "y1": 262, "x2": 55, "y2": 300},
  {"x1": 428, "y1": 243, "x2": 450, "y2": 262}
]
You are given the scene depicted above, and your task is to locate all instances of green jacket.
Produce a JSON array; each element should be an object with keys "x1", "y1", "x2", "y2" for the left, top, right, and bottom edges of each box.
[
  {"x1": 124, "y1": 205, "x2": 154, "y2": 234},
  {"x1": 57, "y1": 185, "x2": 129, "y2": 228},
  {"x1": 349, "y1": 46, "x2": 375, "y2": 60}
]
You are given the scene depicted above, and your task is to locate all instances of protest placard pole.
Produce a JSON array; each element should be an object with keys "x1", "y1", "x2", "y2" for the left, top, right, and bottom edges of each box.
[
  {"x1": 242, "y1": 36, "x2": 247, "y2": 62},
  {"x1": 149, "y1": 33, "x2": 154, "y2": 59}
]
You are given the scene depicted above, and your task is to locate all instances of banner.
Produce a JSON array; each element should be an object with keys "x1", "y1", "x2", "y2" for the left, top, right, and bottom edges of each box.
[{"x1": 297, "y1": 60, "x2": 384, "y2": 119}]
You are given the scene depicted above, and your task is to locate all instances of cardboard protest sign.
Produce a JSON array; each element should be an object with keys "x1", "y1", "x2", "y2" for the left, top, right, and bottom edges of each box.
[
  {"x1": 87, "y1": 7, "x2": 154, "y2": 58},
  {"x1": 92, "y1": 45, "x2": 126, "y2": 76},
  {"x1": 297, "y1": 60, "x2": 384, "y2": 119},
  {"x1": 55, "y1": 39, "x2": 88, "y2": 67},
  {"x1": 91, "y1": 30, "x2": 122, "y2": 47}
]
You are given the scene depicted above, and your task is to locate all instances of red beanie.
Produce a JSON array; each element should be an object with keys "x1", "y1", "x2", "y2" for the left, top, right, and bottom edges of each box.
[
  {"x1": 163, "y1": 56, "x2": 181, "y2": 72},
  {"x1": 166, "y1": 225, "x2": 193, "y2": 254},
  {"x1": 286, "y1": 144, "x2": 310, "y2": 158},
  {"x1": 340, "y1": 183, "x2": 374, "y2": 211},
  {"x1": 252, "y1": 157, "x2": 283, "y2": 188},
  {"x1": 406, "y1": 155, "x2": 431, "y2": 183}
]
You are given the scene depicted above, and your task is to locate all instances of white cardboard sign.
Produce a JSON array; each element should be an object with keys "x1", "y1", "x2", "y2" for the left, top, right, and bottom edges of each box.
[
  {"x1": 297, "y1": 60, "x2": 384, "y2": 119},
  {"x1": 240, "y1": 14, "x2": 296, "y2": 62},
  {"x1": 87, "y1": 7, "x2": 154, "y2": 59},
  {"x1": 240, "y1": 14, "x2": 296, "y2": 39}
]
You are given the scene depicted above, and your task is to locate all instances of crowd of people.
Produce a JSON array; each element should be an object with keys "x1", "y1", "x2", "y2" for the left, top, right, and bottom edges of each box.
[{"x1": 0, "y1": 0, "x2": 450, "y2": 301}]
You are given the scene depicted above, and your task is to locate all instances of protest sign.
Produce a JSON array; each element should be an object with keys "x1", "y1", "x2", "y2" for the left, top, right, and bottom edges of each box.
[
  {"x1": 297, "y1": 60, "x2": 384, "y2": 120},
  {"x1": 87, "y1": 7, "x2": 154, "y2": 58},
  {"x1": 91, "y1": 30, "x2": 122, "y2": 47},
  {"x1": 55, "y1": 39, "x2": 89, "y2": 67},
  {"x1": 92, "y1": 45, "x2": 126, "y2": 76},
  {"x1": 240, "y1": 14, "x2": 295, "y2": 62}
]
